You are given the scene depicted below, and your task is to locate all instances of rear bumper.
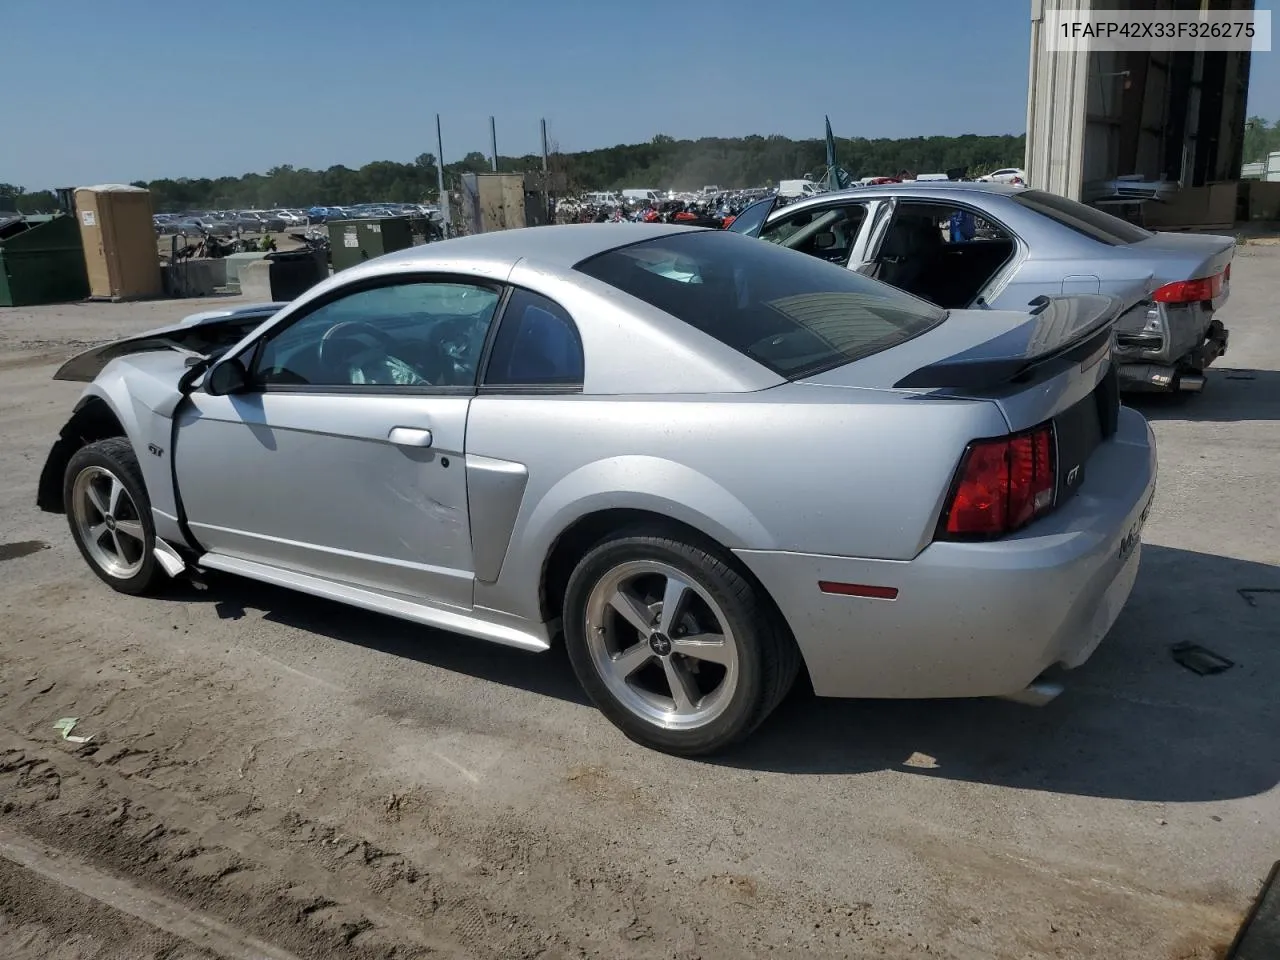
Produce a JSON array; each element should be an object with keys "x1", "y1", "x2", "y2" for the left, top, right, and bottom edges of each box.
[
  {"x1": 735, "y1": 407, "x2": 1157, "y2": 700},
  {"x1": 1115, "y1": 300, "x2": 1229, "y2": 391}
]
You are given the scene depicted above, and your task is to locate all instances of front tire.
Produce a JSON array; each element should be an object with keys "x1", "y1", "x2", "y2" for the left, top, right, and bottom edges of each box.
[
  {"x1": 64, "y1": 438, "x2": 164, "y2": 596},
  {"x1": 563, "y1": 530, "x2": 799, "y2": 755}
]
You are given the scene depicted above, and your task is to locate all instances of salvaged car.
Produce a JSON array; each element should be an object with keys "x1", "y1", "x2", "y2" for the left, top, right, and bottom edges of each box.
[
  {"x1": 38, "y1": 224, "x2": 1156, "y2": 755},
  {"x1": 730, "y1": 182, "x2": 1233, "y2": 393}
]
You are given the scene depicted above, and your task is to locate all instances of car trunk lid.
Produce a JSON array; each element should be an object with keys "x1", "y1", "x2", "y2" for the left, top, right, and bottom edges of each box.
[
  {"x1": 1130, "y1": 230, "x2": 1235, "y2": 309},
  {"x1": 801, "y1": 293, "x2": 1123, "y2": 505}
]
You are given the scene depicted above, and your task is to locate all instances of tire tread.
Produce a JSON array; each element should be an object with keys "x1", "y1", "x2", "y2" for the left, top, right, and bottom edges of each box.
[{"x1": 64, "y1": 437, "x2": 163, "y2": 596}]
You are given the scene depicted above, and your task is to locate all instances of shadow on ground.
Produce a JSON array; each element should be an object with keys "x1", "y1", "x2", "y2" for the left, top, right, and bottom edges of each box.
[
  {"x1": 164, "y1": 571, "x2": 591, "y2": 706},
  {"x1": 1127, "y1": 367, "x2": 1280, "y2": 422},
  {"x1": 157, "y1": 542, "x2": 1279, "y2": 804}
]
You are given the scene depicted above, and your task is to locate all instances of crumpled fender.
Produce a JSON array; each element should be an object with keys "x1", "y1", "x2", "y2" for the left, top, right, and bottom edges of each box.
[{"x1": 39, "y1": 351, "x2": 196, "y2": 543}]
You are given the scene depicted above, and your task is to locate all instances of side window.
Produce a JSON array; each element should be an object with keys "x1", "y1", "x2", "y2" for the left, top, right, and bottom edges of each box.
[
  {"x1": 759, "y1": 202, "x2": 867, "y2": 265},
  {"x1": 482, "y1": 289, "x2": 584, "y2": 390},
  {"x1": 875, "y1": 202, "x2": 1015, "y2": 309},
  {"x1": 253, "y1": 281, "x2": 500, "y2": 389}
]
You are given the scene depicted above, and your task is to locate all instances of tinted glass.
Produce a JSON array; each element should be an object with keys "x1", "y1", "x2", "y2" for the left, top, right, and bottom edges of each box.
[
  {"x1": 254, "y1": 281, "x2": 500, "y2": 388},
  {"x1": 1013, "y1": 189, "x2": 1152, "y2": 245},
  {"x1": 725, "y1": 197, "x2": 775, "y2": 237},
  {"x1": 484, "y1": 289, "x2": 584, "y2": 388},
  {"x1": 575, "y1": 231, "x2": 946, "y2": 379}
]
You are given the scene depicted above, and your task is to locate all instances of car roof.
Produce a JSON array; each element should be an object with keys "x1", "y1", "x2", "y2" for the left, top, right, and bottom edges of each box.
[
  {"x1": 774, "y1": 180, "x2": 1028, "y2": 215},
  {"x1": 394, "y1": 222, "x2": 704, "y2": 271}
]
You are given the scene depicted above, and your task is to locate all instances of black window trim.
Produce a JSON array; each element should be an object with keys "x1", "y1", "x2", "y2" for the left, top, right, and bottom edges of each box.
[
  {"x1": 477, "y1": 286, "x2": 586, "y2": 396},
  {"x1": 229, "y1": 271, "x2": 506, "y2": 397}
]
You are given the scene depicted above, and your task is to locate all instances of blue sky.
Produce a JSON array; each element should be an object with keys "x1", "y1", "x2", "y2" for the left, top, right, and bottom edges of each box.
[{"x1": 3, "y1": 0, "x2": 1276, "y2": 189}]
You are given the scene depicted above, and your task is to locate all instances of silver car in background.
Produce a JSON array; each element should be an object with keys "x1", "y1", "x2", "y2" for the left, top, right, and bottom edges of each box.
[
  {"x1": 38, "y1": 225, "x2": 1156, "y2": 755},
  {"x1": 730, "y1": 182, "x2": 1234, "y2": 393}
]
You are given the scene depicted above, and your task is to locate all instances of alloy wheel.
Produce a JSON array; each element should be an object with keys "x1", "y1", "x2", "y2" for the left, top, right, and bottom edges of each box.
[
  {"x1": 583, "y1": 559, "x2": 740, "y2": 730},
  {"x1": 70, "y1": 466, "x2": 146, "y2": 580}
]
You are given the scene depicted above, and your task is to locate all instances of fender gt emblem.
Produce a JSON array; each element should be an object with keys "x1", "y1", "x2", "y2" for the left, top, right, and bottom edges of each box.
[{"x1": 147, "y1": 443, "x2": 164, "y2": 457}]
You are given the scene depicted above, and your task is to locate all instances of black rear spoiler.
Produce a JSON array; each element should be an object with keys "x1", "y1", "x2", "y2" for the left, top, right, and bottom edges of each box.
[{"x1": 894, "y1": 294, "x2": 1120, "y2": 390}]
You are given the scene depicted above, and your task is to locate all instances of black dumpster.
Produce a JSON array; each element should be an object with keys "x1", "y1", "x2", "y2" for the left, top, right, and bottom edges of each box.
[{"x1": 265, "y1": 248, "x2": 327, "y2": 301}]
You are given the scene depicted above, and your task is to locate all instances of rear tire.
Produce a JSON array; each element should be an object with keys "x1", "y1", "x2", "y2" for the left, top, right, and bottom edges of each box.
[
  {"x1": 563, "y1": 530, "x2": 799, "y2": 755},
  {"x1": 64, "y1": 438, "x2": 164, "y2": 596}
]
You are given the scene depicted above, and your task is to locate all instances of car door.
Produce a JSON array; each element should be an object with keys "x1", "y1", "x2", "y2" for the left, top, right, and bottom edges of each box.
[
  {"x1": 854, "y1": 198, "x2": 1023, "y2": 309},
  {"x1": 755, "y1": 200, "x2": 872, "y2": 267},
  {"x1": 848, "y1": 197, "x2": 898, "y2": 276},
  {"x1": 173, "y1": 277, "x2": 503, "y2": 610}
]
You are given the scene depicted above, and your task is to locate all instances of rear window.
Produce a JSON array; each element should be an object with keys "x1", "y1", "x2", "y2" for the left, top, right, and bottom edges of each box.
[
  {"x1": 575, "y1": 230, "x2": 946, "y2": 379},
  {"x1": 1013, "y1": 189, "x2": 1153, "y2": 245}
]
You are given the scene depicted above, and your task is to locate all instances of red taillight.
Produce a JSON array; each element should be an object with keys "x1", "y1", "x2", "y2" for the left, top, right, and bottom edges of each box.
[
  {"x1": 942, "y1": 425, "x2": 1056, "y2": 538},
  {"x1": 1153, "y1": 271, "x2": 1223, "y2": 304}
]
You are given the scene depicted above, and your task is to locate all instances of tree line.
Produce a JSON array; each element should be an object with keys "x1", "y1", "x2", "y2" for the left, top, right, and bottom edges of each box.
[
  {"x1": 1244, "y1": 116, "x2": 1280, "y2": 165},
  {"x1": 4, "y1": 130, "x2": 1030, "y2": 214},
  {"x1": 7, "y1": 118, "x2": 1279, "y2": 216}
]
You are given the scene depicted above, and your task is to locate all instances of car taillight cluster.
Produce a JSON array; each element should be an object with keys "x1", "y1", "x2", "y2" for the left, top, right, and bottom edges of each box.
[
  {"x1": 1152, "y1": 268, "x2": 1226, "y2": 304},
  {"x1": 940, "y1": 424, "x2": 1056, "y2": 538}
]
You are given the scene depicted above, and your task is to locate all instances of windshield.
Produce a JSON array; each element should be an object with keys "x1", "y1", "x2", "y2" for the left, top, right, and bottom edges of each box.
[
  {"x1": 1013, "y1": 189, "x2": 1153, "y2": 245},
  {"x1": 575, "y1": 230, "x2": 946, "y2": 379}
]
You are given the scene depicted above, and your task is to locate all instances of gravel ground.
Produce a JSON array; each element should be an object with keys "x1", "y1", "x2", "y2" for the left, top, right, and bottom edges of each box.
[{"x1": 0, "y1": 251, "x2": 1277, "y2": 959}]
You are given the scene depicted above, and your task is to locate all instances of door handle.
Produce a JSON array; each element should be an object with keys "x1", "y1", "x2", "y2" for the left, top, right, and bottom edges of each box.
[{"x1": 388, "y1": 426, "x2": 433, "y2": 448}]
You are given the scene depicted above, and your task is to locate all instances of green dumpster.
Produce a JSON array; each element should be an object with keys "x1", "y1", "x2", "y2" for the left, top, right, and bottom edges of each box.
[
  {"x1": 328, "y1": 216, "x2": 415, "y2": 273},
  {"x1": 0, "y1": 214, "x2": 90, "y2": 306}
]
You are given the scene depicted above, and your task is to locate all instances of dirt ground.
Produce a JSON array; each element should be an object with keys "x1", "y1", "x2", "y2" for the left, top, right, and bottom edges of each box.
[{"x1": 0, "y1": 248, "x2": 1277, "y2": 959}]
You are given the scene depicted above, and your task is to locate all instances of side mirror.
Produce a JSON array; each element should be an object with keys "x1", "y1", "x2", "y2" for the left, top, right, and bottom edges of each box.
[{"x1": 205, "y1": 357, "x2": 249, "y2": 396}]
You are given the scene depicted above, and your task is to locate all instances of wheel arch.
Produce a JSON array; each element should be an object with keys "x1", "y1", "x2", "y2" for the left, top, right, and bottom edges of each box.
[
  {"x1": 522, "y1": 457, "x2": 779, "y2": 622},
  {"x1": 537, "y1": 507, "x2": 794, "y2": 666},
  {"x1": 37, "y1": 393, "x2": 129, "y2": 513}
]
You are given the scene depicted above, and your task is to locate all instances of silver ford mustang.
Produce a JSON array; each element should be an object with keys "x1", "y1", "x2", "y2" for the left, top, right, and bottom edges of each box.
[{"x1": 37, "y1": 224, "x2": 1157, "y2": 755}]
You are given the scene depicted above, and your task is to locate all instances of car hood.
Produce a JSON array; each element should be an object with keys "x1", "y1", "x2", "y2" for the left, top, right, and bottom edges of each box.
[{"x1": 53, "y1": 302, "x2": 285, "y2": 382}]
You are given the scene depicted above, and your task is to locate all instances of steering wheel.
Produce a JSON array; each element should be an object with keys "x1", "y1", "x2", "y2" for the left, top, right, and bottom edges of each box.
[
  {"x1": 429, "y1": 318, "x2": 481, "y2": 384},
  {"x1": 317, "y1": 319, "x2": 399, "y2": 371}
]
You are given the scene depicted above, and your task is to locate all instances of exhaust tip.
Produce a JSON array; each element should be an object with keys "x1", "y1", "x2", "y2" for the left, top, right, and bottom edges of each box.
[
  {"x1": 1000, "y1": 679, "x2": 1064, "y2": 707},
  {"x1": 1178, "y1": 373, "x2": 1206, "y2": 393}
]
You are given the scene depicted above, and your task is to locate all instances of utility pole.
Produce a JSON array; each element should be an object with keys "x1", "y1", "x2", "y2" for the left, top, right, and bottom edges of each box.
[
  {"x1": 489, "y1": 116, "x2": 498, "y2": 172},
  {"x1": 435, "y1": 113, "x2": 449, "y2": 233},
  {"x1": 541, "y1": 118, "x2": 552, "y2": 225}
]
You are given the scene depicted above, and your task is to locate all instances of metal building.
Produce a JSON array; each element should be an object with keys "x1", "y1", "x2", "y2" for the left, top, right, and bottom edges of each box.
[{"x1": 1026, "y1": 0, "x2": 1255, "y2": 227}]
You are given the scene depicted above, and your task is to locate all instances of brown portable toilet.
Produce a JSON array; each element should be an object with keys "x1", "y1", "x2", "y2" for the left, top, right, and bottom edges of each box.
[{"x1": 74, "y1": 184, "x2": 162, "y2": 301}]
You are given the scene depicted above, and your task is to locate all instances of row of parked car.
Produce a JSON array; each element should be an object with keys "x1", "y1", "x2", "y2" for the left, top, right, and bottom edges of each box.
[
  {"x1": 153, "y1": 203, "x2": 442, "y2": 237},
  {"x1": 153, "y1": 209, "x2": 309, "y2": 237}
]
